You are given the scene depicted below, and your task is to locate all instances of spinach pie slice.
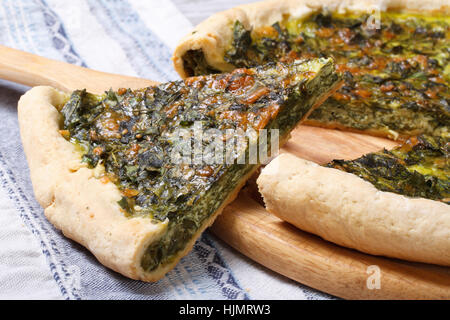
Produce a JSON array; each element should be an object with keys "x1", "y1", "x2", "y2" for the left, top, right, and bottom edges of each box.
[
  {"x1": 18, "y1": 58, "x2": 339, "y2": 281},
  {"x1": 173, "y1": 0, "x2": 449, "y2": 140}
]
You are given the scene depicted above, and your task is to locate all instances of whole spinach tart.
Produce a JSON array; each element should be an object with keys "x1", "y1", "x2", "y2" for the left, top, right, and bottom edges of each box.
[
  {"x1": 18, "y1": 58, "x2": 339, "y2": 281},
  {"x1": 173, "y1": 0, "x2": 450, "y2": 266},
  {"x1": 173, "y1": 0, "x2": 449, "y2": 140}
]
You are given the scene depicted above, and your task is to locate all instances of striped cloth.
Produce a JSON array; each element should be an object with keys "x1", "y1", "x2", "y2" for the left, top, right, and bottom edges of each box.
[{"x1": 0, "y1": 0, "x2": 331, "y2": 300}]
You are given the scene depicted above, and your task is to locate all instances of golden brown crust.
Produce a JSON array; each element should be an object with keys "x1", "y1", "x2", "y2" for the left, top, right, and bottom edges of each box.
[
  {"x1": 257, "y1": 153, "x2": 450, "y2": 266},
  {"x1": 172, "y1": 0, "x2": 450, "y2": 78}
]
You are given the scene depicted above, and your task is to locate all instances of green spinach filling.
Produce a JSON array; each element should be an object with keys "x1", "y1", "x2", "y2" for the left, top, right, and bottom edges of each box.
[
  {"x1": 182, "y1": 50, "x2": 221, "y2": 77},
  {"x1": 181, "y1": 9, "x2": 450, "y2": 203},
  {"x1": 59, "y1": 59, "x2": 339, "y2": 271},
  {"x1": 328, "y1": 135, "x2": 449, "y2": 203},
  {"x1": 184, "y1": 11, "x2": 449, "y2": 139}
]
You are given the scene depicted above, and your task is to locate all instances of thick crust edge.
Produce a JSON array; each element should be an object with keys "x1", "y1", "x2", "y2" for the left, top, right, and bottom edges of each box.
[
  {"x1": 172, "y1": 0, "x2": 450, "y2": 78},
  {"x1": 257, "y1": 153, "x2": 450, "y2": 266}
]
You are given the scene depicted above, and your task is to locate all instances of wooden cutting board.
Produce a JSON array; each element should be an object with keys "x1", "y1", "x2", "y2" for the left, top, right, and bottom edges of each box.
[
  {"x1": 211, "y1": 125, "x2": 450, "y2": 300},
  {"x1": 1, "y1": 45, "x2": 449, "y2": 300}
]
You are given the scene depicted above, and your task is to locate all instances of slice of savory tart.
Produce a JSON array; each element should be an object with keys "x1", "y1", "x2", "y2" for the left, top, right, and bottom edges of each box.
[
  {"x1": 173, "y1": 0, "x2": 449, "y2": 140},
  {"x1": 258, "y1": 135, "x2": 450, "y2": 266},
  {"x1": 18, "y1": 58, "x2": 340, "y2": 281}
]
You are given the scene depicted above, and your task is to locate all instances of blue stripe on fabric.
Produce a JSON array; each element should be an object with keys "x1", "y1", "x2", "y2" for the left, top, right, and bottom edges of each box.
[
  {"x1": 0, "y1": 0, "x2": 90, "y2": 299},
  {"x1": 5, "y1": 0, "x2": 25, "y2": 50},
  {"x1": 87, "y1": 0, "x2": 178, "y2": 81},
  {"x1": 0, "y1": 151, "x2": 81, "y2": 300},
  {"x1": 0, "y1": 0, "x2": 87, "y2": 66},
  {"x1": 0, "y1": 1, "x2": 48, "y2": 53},
  {"x1": 2, "y1": 0, "x2": 24, "y2": 50},
  {"x1": 195, "y1": 234, "x2": 250, "y2": 300},
  {"x1": 37, "y1": 0, "x2": 87, "y2": 67}
]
